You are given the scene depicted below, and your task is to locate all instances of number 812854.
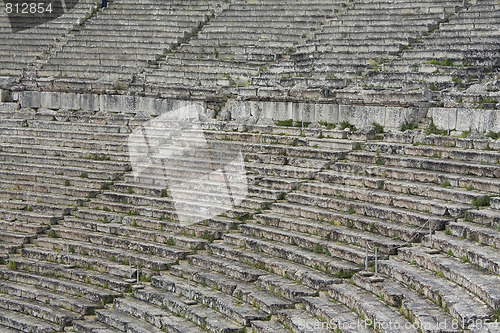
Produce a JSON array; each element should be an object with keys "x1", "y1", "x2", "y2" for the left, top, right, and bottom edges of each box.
[{"x1": 5, "y1": 2, "x2": 53, "y2": 14}]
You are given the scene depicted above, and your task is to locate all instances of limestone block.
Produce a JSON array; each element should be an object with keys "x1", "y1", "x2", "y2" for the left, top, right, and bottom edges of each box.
[
  {"x1": 60, "y1": 93, "x2": 81, "y2": 111},
  {"x1": 20, "y1": 91, "x2": 41, "y2": 108},
  {"x1": 40, "y1": 92, "x2": 60, "y2": 109},
  {"x1": 293, "y1": 103, "x2": 314, "y2": 123},
  {"x1": 314, "y1": 103, "x2": 339, "y2": 124},
  {"x1": 80, "y1": 94, "x2": 100, "y2": 112},
  {"x1": 429, "y1": 108, "x2": 458, "y2": 132},
  {"x1": 101, "y1": 94, "x2": 123, "y2": 113},
  {"x1": 0, "y1": 89, "x2": 10, "y2": 102}
]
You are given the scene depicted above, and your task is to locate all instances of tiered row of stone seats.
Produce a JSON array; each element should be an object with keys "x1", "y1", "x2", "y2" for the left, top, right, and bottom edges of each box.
[
  {"x1": 254, "y1": 0, "x2": 466, "y2": 91},
  {"x1": 37, "y1": 0, "x2": 226, "y2": 84},
  {"x1": 140, "y1": 0, "x2": 344, "y2": 96},
  {"x1": 367, "y1": 0, "x2": 500, "y2": 91},
  {"x1": 0, "y1": 0, "x2": 97, "y2": 76},
  {"x1": 1, "y1": 102, "x2": 500, "y2": 331}
]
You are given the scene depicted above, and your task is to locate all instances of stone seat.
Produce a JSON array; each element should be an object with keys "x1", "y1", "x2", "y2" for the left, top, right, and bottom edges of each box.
[
  {"x1": 254, "y1": 212, "x2": 404, "y2": 254},
  {"x1": 287, "y1": 191, "x2": 450, "y2": 230},
  {"x1": 0, "y1": 160, "x2": 120, "y2": 181},
  {"x1": 0, "y1": 293, "x2": 81, "y2": 326},
  {"x1": 6, "y1": 255, "x2": 129, "y2": 292},
  {"x1": 239, "y1": 222, "x2": 384, "y2": 265},
  {"x1": 0, "y1": 220, "x2": 48, "y2": 235},
  {"x1": 447, "y1": 220, "x2": 500, "y2": 249},
  {"x1": 152, "y1": 274, "x2": 268, "y2": 326},
  {"x1": 302, "y1": 295, "x2": 374, "y2": 333},
  {"x1": 209, "y1": 242, "x2": 341, "y2": 290},
  {"x1": 222, "y1": 233, "x2": 360, "y2": 276},
  {"x1": 0, "y1": 308, "x2": 62, "y2": 333},
  {"x1": 134, "y1": 286, "x2": 244, "y2": 333},
  {"x1": 0, "y1": 178, "x2": 99, "y2": 199},
  {"x1": 33, "y1": 236, "x2": 180, "y2": 271},
  {"x1": 347, "y1": 151, "x2": 500, "y2": 178},
  {"x1": 0, "y1": 188, "x2": 85, "y2": 207},
  {"x1": 73, "y1": 320, "x2": 120, "y2": 333},
  {"x1": 72, "y1": 207, "x2": 227, "y2": 237},
  {"x1": 379, "y1": 258, "x2": 491, "y2": 326},
  {"x1": 0, "y1": 268, "x2": 119, "y2": 304},
  {"x1": 0, "y1": 198, "x2": 72, "y2": 217},
  {"x1": 251, "y1": 320, "x2": 290, "y2": 333},
  {"x1": 0, "y1": 126, "x2": 128, "y2": 143},
  {"x1": 47, "y1": 225, "x2": 193, "y2": 259},
  {"x1": 271, "y1": 201, "x2": 425, "y2": 242},
  {"x1": 398, "y1": 246, "x2": 500, "y2": 310},
  {"x1": 0, "y1": 281, "x2": 100, "y2": 315},
  {"x1": 328, "y1": 282, "x2": 417, "y2": 333},
  {"x1": 422, "y1": 234, "x2": 500, "y2": 274},
  {"x1": 95, "y1": 309, "x2": 165, "y2": 333},
  {"x1": 0, "y1": 169, "x2": 105, "y2": 190},
  {"x1": 333, "y1": 160, "x2": 500, "y2": 194},
  {"x1": 351, "y1": 273, "x2": 460, "y2": 333},
  {"x1": 302, "y1": 181, "x2": 471, "y2": 217},
  {"x1": 170, "y1": 263, "x2": 296, "y2": 311},
  {"x1": 59, "y1": 218, "x2": 206, "y2": 250}
]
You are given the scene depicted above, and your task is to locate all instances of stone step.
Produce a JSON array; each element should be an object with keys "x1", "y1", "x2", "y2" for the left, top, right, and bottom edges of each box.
[
  {"x1": 34, "y1": 236, "x2": 179, "y2": 271},
  {"x1": 0, "y1": 308, "x2": 62, "y2": 333},
  {"x1": 188, "y1": 253, "x2": 267, "y2": 282},
  {"x1": 398, "y1": 246, "x2": 500, "y2": 310},
  {"x1": 276, "y1": 308, "x2": 332, "y2": 333},
  {"x1": 352, "y1": 273, "x2": 460, "y2": 333},
  {"x1": 302, "y1": 295, "x2": 374, "y2": 333},
  {"x1": 271, "y1": 201, "x2": 426, "y2": 242},
  {"x1": 328, "y1": 283, "x2": 418, "y2": 333},
  {"x1": 333, "y1": 161, "x2": 500, "y2": 194},
  {"x1": 0, "y1": 268, "x2": 119, "y2": 303},
  {"x1": 256, "y1": 274, "x2": 317, "y2": 303},
  {"x1": 447, "y1": 221, "x2": 500, "y2": 249},
  {"x1": 222, "y1": 233, "x2": 360, "y2": 277},
  {"x1": 422, "y1": 233, "x2": 500, "y2": 274},
  {"x1": 254, "y1": 212, "x2": 405, "y2": 254},
  {"x1": 60, "y1": 217, "x2": 207, "y2": 250},
  {"x1": 287, "y1": 191, "x2": 450, "y2": 230},
  {"x1": 113, "y1": 298, "x2": 206, "y2": 333},
  {"x1": 466, "y1": 209, "x2": 500, "y2": 228},
  {"x1": 0, "y1": 293, "x2": 81, "y2": 326},
  {"x1": 379, "y1": 258, "x2": 491, "y2": 327},
  {"x1": 169, "y1": 264, "x2": 293, "y2": 313},
  {"x1": 240, "y1": 223, "x2": 383, "y2": 265},
  {"x1": 251, "y1": 320, "x2": 290, "y2": 333},
  {"x1": 73, "y1": 320, "x2": 121, "y2": 333},
  {"x1": 134, "y1": 286, "x2": 245, "y2": 333},
  {"x1": 21, "y1": 247, "x2": 139, "y2": 279},
  {"x1": 152, "y1": 274, "x2": 268, "y2": 326},
  {"x1": 208, "y1": 242, "x2": 341, "y2": 290},
  {"x1": 347, "y1": 151, "x2": 500, "y2": 178},
  {"x1": 9, "y1": 257, "x2": 130, "y2": 292},
  {"x1": 95, "y1": 309, "x2": 165, "y2": 333},
  {"x1": 0, "y1": 280, "x2": 99, "y2": 315}
]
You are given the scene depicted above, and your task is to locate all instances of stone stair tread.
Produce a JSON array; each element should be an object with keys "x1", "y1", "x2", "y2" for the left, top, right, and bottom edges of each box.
[
  {"x1": 170, "y1": 263, "x2": 294, "y2": 313},
  {"x1": 222, "y1": 233, "x2": 360, "y2": 274},
  {"x1": 152, "y1": 273, "x2": 268, "y2": 326},
  {"x1": 134, "y1": 286, "x2": 244, "y2": 333},
  {"x1": 379, "y1": 258, "x2": 491, "y2": 324},
  {"x1": 0, "y1": 280, "x2": 98, "y2": 315},
  {"x1": 256, "y1": 212, "x2": 405, "y2": 252},
  {"x1": 448, "y1": 220, "x2": 500, "y2": 248},
  {"x1": 189, "y1": 253, "x2": 268, "y2": 282},
  {"x1": 73, "y1": 319, "x2": 121, "y2": 333},
  {"x1": 302, "y1": 295, "x2": 374, "y2": 333},
  {"x1": 251, "y1": 320, "x2": 291, "y2": 333},
  {"x1": 422, "y1": 233, "x2": 500, "y2": 274},
  {"x1": 0, "y1": 293, "x2": 82, "y2": 326},
  {"x1": 239, "y1": 222, "x2": 379, "y2": 264},
  {"x1": 0, "y1": 268, "x2": 119, "y2": 303},
  {"x1": 96, "y1": 308, "x2": 165, "y2": 333},
  {"x1": 209, "y1": 242, "x2": 342, "y2": 290},
  {"x1": 0, "y1": 307, "x2": 62, "y2": 333},
  {"x1": 399, "y1": 246, "x2": 500, "y2": 310},
  {"x1": 271, "y1": 201, "x2": 425, "y2": 242},
  {"x1": 277, "y1": 308, "x2": 331, "y2": 333},
  {"x1": 328, "y1": 282, "x2": 418, "y2": 333}
]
